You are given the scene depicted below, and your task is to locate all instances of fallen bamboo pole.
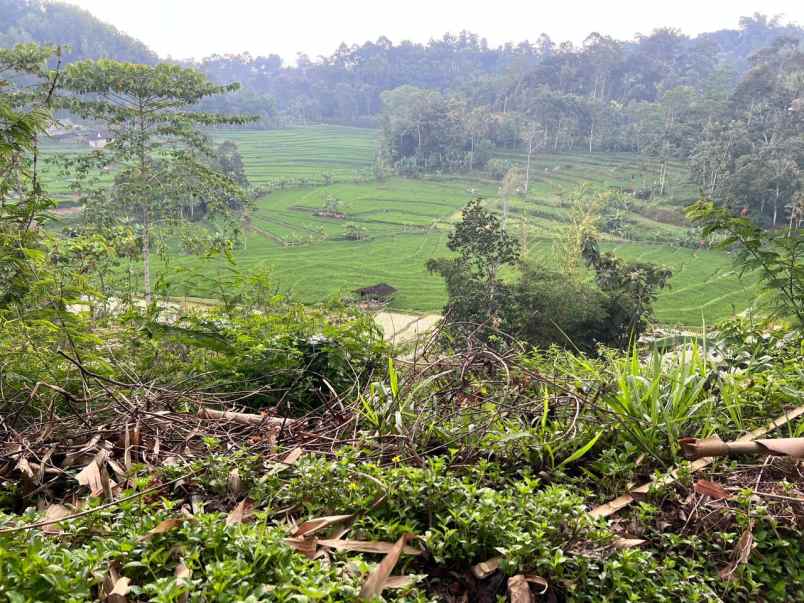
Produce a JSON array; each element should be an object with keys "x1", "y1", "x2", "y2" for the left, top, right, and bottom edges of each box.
[
  {"x1": 197, "y1": 407, "x2": 297, "y2": 428},
  {"x1": 590, "y1": 403, "x2": 804, "y2": 519},
  {"x1": 680, "y1": 436, "x2": 804, "y2": 459}
]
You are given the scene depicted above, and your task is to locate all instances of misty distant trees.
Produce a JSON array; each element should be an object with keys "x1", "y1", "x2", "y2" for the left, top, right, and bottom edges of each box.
[
  {"x1": 375, "y1": 27, "x2": 802, "y2": 229},
  {"x1": 0, "y1": 0, "x2": 156, "y2": 64},
  {"x1": 690, "y1": 38, "x2": 804, "y2": 226},
  {"x1": 185, "y1": 15, "x2": 801, "y2": 128}
]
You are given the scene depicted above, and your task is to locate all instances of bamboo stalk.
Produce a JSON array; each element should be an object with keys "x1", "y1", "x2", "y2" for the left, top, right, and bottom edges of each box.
[
  {"x1": 197, "y1": 407, "x2": 296, "y2": 428},
  {"x1": 590, "y1": 404, "x2": 804, "y2": 519}
]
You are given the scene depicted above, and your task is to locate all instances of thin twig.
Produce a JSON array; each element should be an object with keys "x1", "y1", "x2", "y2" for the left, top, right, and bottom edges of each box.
[{"x1": 0, "y1": 470, "x2": 197, "y2": 534}]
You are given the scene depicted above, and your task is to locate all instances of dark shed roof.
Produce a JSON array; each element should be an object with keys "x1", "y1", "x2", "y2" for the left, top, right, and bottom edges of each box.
[{"x1": 354, "y1": 283, "x2": 398, "y2": 298}]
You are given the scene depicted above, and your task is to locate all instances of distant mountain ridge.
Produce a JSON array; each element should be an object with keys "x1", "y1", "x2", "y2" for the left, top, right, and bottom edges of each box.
[
  {"x1": 0, "y1": 0, "x2": 156, "y2": 63},
  {"x1": 2, "y1": 3, "x2": 802, "y2": 130}
]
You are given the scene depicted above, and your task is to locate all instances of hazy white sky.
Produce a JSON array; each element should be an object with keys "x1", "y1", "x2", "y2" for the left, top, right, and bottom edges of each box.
[{"x1": 66, "y1": 0, "x2": 804, "y2": 63}]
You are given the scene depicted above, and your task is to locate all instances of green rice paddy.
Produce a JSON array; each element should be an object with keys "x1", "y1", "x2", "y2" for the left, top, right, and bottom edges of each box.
[{"x1": 43, "y1": 125, "x2": 759, "y2": 325}]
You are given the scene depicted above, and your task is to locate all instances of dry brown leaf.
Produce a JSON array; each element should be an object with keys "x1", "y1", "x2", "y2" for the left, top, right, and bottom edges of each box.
[
  {"x1": 41, "y1": 504, "x2": 71, "y2": 535},
  {"x1": 62, "y1": 434, "x2": 101, "y2": 468},
  {"x1": 756, "y1": 437, "x2": 804, "y2": 458},
  {"x1": 358, "y1": 533, "x2": 413, "y2": 600},
  {"x1": 282, "y1": 447, "x2": 304, "y2": 465},
  {"x1": 175, "y1": 560, "x2": 192, "y2": 603},
  {"x1": 471, "y1": 557, "x2": 501, "y2": 579},
  {"x1": 15, "y1": 457, "x2": 34, "y2": 480},
  {"x1": 109, "y1": 577, "x2": 131, "y2": 600},
  {"x1": 102, "y1": 562, "x2": 130, "y2": 603},
  {"x1": 720, "y1": 522, "x2": 754, "y2": 580},
  {"x1": 318, "y1": 538, "x2": 423, "y2": 556},
  {"x1": 694, "y1": 479, "x2": 731, "y2": 500},
  {"x1": 523, "y1": 575, "x2": 549, "y2": 595},
  {"x1": 613, "y1": 538, "x2": 647, "y2": 549},
  {"x1": 76, "y1": 459, "x2": 104, "y2": 496},
  {"x1": 175, "y1": 561, "x2": 192, "y2": 581},
  {"x1": 384, "y1": 575, "x2": 422, "y2": 589},
  {"x1": 292, "y1": 514, "x2": 353, "y2": 537},
  {"x1": 508, "y1": 574, "x2": 534, "y2": 603},
  {"x1": 141, "y1": 518, "x2": 184, "y2": 540},
  {"x1": 227, "y1": 468, "x2": 242, "y2": 497},
  {"x1": 284, "y1": 537, "x2": 318, "y2": 558},
  {"x1": 225, "y1": 499, "x2": 254, "y2": 526}
]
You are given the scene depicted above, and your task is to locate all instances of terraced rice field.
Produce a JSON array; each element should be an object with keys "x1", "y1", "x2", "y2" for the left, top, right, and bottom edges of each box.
[
  {"x1": 211, "y1": 126, "x2": 377, "y2": 184},
  {"x1": 42, "y1": 126, "x2": 759, "y2": 325}
]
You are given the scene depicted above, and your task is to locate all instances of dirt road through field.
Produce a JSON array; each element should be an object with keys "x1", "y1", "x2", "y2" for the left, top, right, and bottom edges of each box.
[{"x1": 373, "y1": 311, "x2": 441, "y2": 345}]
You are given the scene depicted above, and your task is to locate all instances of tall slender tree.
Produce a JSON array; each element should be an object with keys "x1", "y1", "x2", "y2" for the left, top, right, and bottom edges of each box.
[{"x1": 62, "y1": 60, "x2": 253, "y2": 302}]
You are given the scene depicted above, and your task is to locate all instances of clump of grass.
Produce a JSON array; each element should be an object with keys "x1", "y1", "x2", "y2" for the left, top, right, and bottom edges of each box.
[{"x1": 601, "y1": 343, "x2": 713, "y2": 465}]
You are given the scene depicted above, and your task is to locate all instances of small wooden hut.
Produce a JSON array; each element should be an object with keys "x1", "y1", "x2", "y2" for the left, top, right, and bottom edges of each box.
[{"x1": 354, "y1": 283, "x2": 397, "y2": 303}]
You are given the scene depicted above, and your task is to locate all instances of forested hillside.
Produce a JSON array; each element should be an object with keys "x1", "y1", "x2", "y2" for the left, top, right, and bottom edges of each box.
[
  {"x1": 2, "y1": 4, "x2": 799, "y2": 126},
  {"x1": 0, "y1": 0, "x2": 156, "y2": 63},
  {"x1": 189, "y1": 15, "x2": 802, "y2": 125}
]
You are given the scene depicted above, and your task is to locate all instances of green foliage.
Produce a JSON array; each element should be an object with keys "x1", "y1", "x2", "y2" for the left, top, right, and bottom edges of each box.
[
  {"x1": 688, "y1": 200, "x2": 803, "y2": 323},
  {"x1": 445, "y1": 198, "x2": 520, "y2": 281},
  {"x1": 0, "y1": 44, "x2": 60, "y2": 307},
  {"x1": 689, "y1": 38, "x2": 804, "y2": 227},
  {"x1": 510, "y1": 267, "x2": 612, "y2": 352},
  {"x1": 0, "y1": 0, "x2": 157, "y2": 64},
  {"x1": 380, "y1": 86, "x2": 475, "y2": 175},
  {"x1": 430, "y1": 199, "x2": 673, "y2": 350},
  {"x1": 185, "y1": 303, "x2": 387, "y2": 413},
  {"x1": 6, "y1": 450, "x2": 801, "y2": 601},
  {"x1": 582, "y1": 235, "x2": 672, "y2": 344},
  {"x1": 0, "y1": 505, "x2": 372, "y2": 601},
  {"x1": 427, "y1": 198, "x2": 518, "y2": 335},
  {"x1": 59, "y1": 59, "x2": 255, "y2": 301},
  {"x1": 600, "y1": 345, "x2": 713, "y2": 464},
  {"x1": 117, "y1": 266, "x2": 390, "y2": 413}
]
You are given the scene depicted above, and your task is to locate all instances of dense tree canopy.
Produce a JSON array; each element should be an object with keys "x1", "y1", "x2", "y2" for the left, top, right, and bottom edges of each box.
[
  {"x1": 184, "y1": 16, "x2": 802, "y2": 128},
  {"x1": 428, "y1": 200, "x2": 672, "y2": 351},
  {"x1": 0, "y1": 0, "x2": 156, "y2": 64}
]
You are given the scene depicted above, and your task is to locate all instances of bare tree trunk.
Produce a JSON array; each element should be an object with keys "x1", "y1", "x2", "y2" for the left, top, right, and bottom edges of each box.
[
  {"x1": 658, "y1": 160, "x2": 667, "y2": 196},
  {"x1": 142, "y1": 208, "x2": 152, "y2": 305},
  {"x1": 554, "y1": 119, "x2": 561, "y2": 152},
  {"x1": 521, "y1": 209, "x2": 528, "y2": 257},
  {"x1": 773, "y1": 186, "x2": 779, "y2": 227},
  {"x1": 525, "y1": 138, "x2": 532, "y2": 195}
]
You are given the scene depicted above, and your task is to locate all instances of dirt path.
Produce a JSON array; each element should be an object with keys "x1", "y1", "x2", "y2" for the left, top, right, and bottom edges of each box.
[
  {"x1": 373, "y1": 311, "x2": 441, "y2": 345},
  {"x1": 70, "y1": 295, "x2": 441, "y2": 344}
]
